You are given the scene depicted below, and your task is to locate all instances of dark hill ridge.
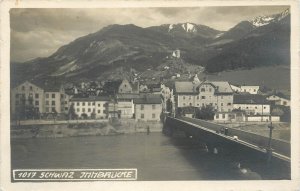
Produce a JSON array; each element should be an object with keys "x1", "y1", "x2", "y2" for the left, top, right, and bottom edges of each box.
[{"x1": 11, "y1": 9, "x2": 290, "y2": 84}]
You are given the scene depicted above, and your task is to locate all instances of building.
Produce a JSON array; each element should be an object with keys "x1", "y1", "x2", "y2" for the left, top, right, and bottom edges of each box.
[
  {"x1": 233, "y1": 94, "x2": 270, "y2": 115},
  {"x1": 70, "y1": 96, "x2": 110, "y2": 119},
  {"x1": 172, "y1": 49, "x2": 180, "y2": 58},
  {"x1": 174, "y1": 81, "x2": 234, "y2": 112},
  {"x1": 118, "y1": 79, "x2": 139, "y2": 94},
  {"x1": 116, "y1": 93, "x2": 140, "y2": 118},
  {"x1": 11, "y1": 81, "x2": 45, "y2": 116},
  {"x1": 11, "y1": 80, "x2": 68, "y2": 118},
  {"x1": 240, "y1": 86, "x2": 260, "y2": 94},
  {"x1": 214, "y1": 111, "x2": 245, "y2": 122},
  {"x1": 267, "y1": 95, "x2": 290, "y2": 106},
  {"x1": 134, "y1": 94, "x2": 162, "y2": 122}
]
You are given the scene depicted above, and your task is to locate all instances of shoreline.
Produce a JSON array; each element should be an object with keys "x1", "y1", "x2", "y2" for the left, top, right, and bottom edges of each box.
[{"x1": 11, "y1": 120, "x2": 163, "y2": 139}]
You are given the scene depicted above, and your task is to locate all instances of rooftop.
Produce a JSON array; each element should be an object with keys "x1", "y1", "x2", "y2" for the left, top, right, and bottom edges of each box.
[
  {"x1": 133, "y1": 94, "x2": 161, "y2": 104},
  {"x1": 70, "y1": 96, "x2": 110, "y2": 102}
]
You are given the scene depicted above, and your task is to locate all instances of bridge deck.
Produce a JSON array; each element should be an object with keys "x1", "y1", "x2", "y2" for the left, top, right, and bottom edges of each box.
[{"x1": 170, "y1": 117, "x2": 290, "y2": 163}]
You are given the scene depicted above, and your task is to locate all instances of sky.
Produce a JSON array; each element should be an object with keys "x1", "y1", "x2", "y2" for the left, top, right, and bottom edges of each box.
[{"x1": 10, "y1": 6, "x2": 288, "y2": 63}]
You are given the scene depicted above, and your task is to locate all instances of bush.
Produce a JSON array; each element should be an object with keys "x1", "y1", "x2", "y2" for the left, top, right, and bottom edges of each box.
[{"x1": 195, "y1": 105, "x2": 215, "y2": 120}]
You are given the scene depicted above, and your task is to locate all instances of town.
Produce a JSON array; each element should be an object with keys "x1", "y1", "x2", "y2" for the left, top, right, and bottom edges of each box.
[{"x1": 10, "y1": 72, "x2": 290, "y2": 124}]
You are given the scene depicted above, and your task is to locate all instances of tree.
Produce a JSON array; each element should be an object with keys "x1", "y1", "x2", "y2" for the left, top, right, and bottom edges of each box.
[
  {"x1": 68, "y1": 103, "x2": 77, "y2": 120},
  {"x1": 195, "y1": 105, "x2": 215, "y2": 120},
  {"x1": 166, "y1": 98, "x2": 173, "y2": 113}
]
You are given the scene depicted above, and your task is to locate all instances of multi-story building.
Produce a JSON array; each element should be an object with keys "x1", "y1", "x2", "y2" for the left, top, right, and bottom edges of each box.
[
  {"x1": 134, "y1": 94, "x2": 162, "y2": 122},
  {"x1": 11, "y1": 81, "x2": 45, "y2": 116},
  {"x1": 174, "y1": 81, "x2": 234, "y2": 112},
  {"x1": 70, "y1": 96, "x2": 110, "y2": 119},
  {"x1": 11, "y1": 80, "x2": 68, "y2": 118},
  {"x1": 233, "y1": 94, "x2": 271, "y2": 115},
  {"x1": 116, "y1": 93, "x2": 140, "y2": 118},
  {"x1": 267, "y1": 95, "x2": 290, "y2": 106}
]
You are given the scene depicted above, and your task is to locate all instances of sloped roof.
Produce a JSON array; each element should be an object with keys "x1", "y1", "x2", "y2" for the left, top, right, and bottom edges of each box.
[
  {"x1": 116, "y1": 93, "x2": 141, "y2": 100},
  {"x1": 175, "y1": 81, "x2": 198, "y2": 94},
  {"x1": 175, "y1": 81, "x2": 233, "y2": 94},
  {"x1": 133, "y1": 94, "x2": 161, "y2": 104},
  {"x1": 233, "y1": 94, "x2": 269, "y2": 104},
  {"x1": 71, "y1": 96, "x2": 110, "y2": 102}
]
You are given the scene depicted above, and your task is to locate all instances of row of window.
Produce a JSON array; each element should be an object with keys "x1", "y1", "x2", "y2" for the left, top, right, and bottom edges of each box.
[
  {"x1": 140, "y1": 104, "x2": 156, "y2": 110},
  {"x1": 182, "y1": 102, "x2": 231, "y2": 107},
  {"x1": 140, "y1": 113, "x2": 156, "y2": 119},
  {"x1": 182, "y1": 95, "x2": 227, "y2": 100},
  {"x1": 21, "y1": 86, "x2": 36, "y2": 91},
  {"x1": 76, "y1": 108, "x2": 104, "y2": 114},
  {"x1": 16, "y1": 93, "x2": 39, "y2": 99}
]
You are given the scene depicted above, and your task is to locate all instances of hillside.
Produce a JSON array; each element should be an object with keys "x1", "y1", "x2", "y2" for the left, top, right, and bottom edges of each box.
[{"x1": 11, "y1": 9, "x2": 290, "y2": 86}]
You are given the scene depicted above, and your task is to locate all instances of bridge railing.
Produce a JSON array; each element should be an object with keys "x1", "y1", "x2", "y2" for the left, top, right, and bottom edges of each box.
[{"x1": 175, "y1": 117, "x2": 290, "y2": 157}]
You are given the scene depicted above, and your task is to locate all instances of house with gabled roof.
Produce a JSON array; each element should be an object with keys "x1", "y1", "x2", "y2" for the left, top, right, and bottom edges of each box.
[{"x1": 174, "y1": 80, "x2": 234, "y2": 112}]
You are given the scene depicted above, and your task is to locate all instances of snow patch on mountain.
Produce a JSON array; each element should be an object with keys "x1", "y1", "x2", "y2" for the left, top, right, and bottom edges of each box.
[
  {"x1": 250, "y1": 8, "x2": 290, "y2": 27},
  {"x1": 168, "y1": 24, "x2": 174, "y2": 32},
  {"x1": 181, "y1": 23, "x2": 197, "y2": 32},
  {"x1": 215, "y1": 32, "x2": 224, "y2": 39}
]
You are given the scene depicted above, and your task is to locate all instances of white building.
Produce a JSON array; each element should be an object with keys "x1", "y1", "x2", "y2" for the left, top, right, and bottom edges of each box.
[
  {"x1": 240, "y1": 86, "x2": 260, "y2": 94},
  {"x1": 233, "y1": 94, "x2": 270, "y2": 115},
  {"x1": 267, "y1": 95, "x2": 290, "y2": 106},
  {"x1": 70, "y1": 96, "x2": 110, "y2": 119},
  {"x1": 175, "y1": 81, "x2": 234, "y2": 112}
]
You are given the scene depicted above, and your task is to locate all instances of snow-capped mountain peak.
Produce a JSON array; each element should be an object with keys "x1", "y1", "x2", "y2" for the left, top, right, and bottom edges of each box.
[
  {"x1": 250, "y1": 8, "x2": 290, "y2": 27},
  {"x1": 167, "y1": 22, "x2": 197, "y2": 33}
]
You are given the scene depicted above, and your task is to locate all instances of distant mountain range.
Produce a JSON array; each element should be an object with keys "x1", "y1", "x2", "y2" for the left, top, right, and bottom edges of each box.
[{"x1": 11, "y1": 9, "x2": 290, "y2": 84}]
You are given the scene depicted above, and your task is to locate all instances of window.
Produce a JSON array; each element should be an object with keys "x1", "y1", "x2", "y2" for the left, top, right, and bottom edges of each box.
[
  {"x1": 77, "y1": 102, "x2": 79, "y2": 106},
  {"x1": 82, "y1": 108, "x2": 85, "y2": 112},
  {"x1": 255, "y1": 106, "x2": 257, "y2": 109},
  {"x1": 141, "y1": 105, "x2": 144, "y2": 110},
  {"x1": 35, "y1": 101, "x2": 39, "y2": 105},
  {"x1": 92, "y1": 102, "x2": 95, "y2": 106},
  {"x1": 197, "y1": 96, "x2": 199, "y2": 100},
  {"x1": 83, "y1": 102, "x2": 85, "y2": 106},
  {"x1": 283, "y1": 101, "x2": 287, "y2": 105},
  {"x1": 189, "y1": 103, "x2": 192, "y2": 106},
  {"x1": 216, "y1": 114, "x2": 219, "y2": 119},
  {"x1": 93, "y1": 109, "x2": 95, "y2": 112},
  {"x1": 88, "y1": 102, "x2": 91, "y2": 106},
  {"x1": 52, "y1": 108, "x2": 56, "y2": 112},
  {"x1": 88, "y1": 108, "x2": 91, "y2": 112},
  {"x1": 189, "y1": 96, "x2": 191, "y2": 100},
  {"x1": 183, "y1": 96, "x2": 185, "y2": 100},
  {"x1": 183, "y1": 103, "x2": 186, "y2": 106},
  {"x1": 46, "y1": 101, "x2": 49, "y2": 105},
  {"x1": 124, "y1": 84, "x2": 127, "y2": 87},
  {"x1": 222, "y1": 114, "x2": 225, "y2": 119},
  {"x1": 61, "y1": 94, "x2": 64, "y2": 98},
  {"x1": 46, "y1": 107, "x2": 49, "y2": 112},
  {"x1": 52, "y1": 94, "x2": 55, "y2": 98},
  {"x1": 22, "y1": 86, "x2": 25, "y2": 91},
  {"x1": 221, "y1": 103, "x2": 223, "y2": 106},
  {"x1": 227, "y1": 103, "x2": 231, "y2": 106},
  {"x1": 35, "y1": 93, "x2": 39, "y2": 99},
  {"x1": 141, "y1": 114, "x2": 144, "y2": 119},
  {"x1": 152, "y1": 114, "x2": 155, "y2": 118},
  {"x1": 98, "y1": 103, "x2": 101, "y2": 107},
  {"x1": 246, "y1": 107, "x2": 249, "y2": 109},
  {"x1": 52, "y1": 101, "x2": 55, "y2": 106},
  {"x1": 15, "y1": 94, "x2": 19, "y2": 98},
  {"x1": 201, "y1": 96, "x2": 205, "y2": 99},
  {"x1": 98, "y1": 110, "x2": 101, "y2": 114},
  {"x1": 30, "y1": 86, "x2": 33, "y2": 91},
  {"x1": 254, "y1": 89, "x2": 256, "y2": 92},
  {"x1": 263, "y1": 106, "x2": 266, "y2": 109},
  {"x1": 65, "y1": 107, "x2": 68, "y2": 111},
  {"x1": 46, "y1": 94, "x2": 49, "y2": 98},
  {"x1": 210, "y1": 103, "x2": 213, "y2": 106},
  {"x1": 201, "y1": 88, "x2": 205, "y2": 92},
  {"x1": 209, "y1": 88, "x2": 212, "y2": 92},
  {"x1": 152, "y1": 105, "x2": 156, "y2": 109},
  {"x1": 77, "y1": 108, "x2": 80, "y2": 112}
]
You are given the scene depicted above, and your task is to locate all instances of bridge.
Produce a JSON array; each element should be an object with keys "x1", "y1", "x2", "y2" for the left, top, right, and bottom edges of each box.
[{"x1": 163, "y1": 117, "x2": 290, "y2": 179}]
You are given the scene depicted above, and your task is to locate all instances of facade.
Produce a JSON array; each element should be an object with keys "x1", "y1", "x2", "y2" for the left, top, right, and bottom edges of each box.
[
  {"x1": 70, "y1": 96, "x2": 110, "y2": 119},
  {"x1": 240, "y1": 86, "x2": 260, "y2": 94},
  {"x1": 118, "y1": 79, "x2": 139, "y2": 94},
  {"x1": 214, "y1": 111, "x2": 245, "y2": 122},
  {"x1": 11, "y1": 81, "x2": 68, "y2": 117},
  {"x1": 134, "y1": 94, "x2": 162, "y2": 122},
  {"x1": 233, "y1": 94, "x2": 271, "y2": 115},
  {"x1": 116, "y1": 93, "x2": 140, "y2": 118},
  {"x1": 267, "y1": 95, "x2": 290, "y2": 106},
  {"x1": 11, "y1": 81, "x2": 45, "y2": 115},
  {"x1": 175, "y1": 81, "x2": 234, "y2": 112}
]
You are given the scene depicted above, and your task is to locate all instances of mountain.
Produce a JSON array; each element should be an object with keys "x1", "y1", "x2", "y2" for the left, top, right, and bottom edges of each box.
[
  {"x1": 11, "y1": 9, "x2": 290, "y2": 84},
  {"x1": 205, "y1": 9, "x2": 290, "y2": 73}
]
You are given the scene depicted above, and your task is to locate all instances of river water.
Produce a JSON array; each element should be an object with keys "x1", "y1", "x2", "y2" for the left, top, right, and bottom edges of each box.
[{"x1": 11, "y1": 132, "x2": 284, "y2": 180}]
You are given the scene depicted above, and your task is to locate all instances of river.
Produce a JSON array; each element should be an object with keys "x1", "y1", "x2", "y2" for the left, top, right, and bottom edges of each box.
[{"x1": 11, "y1": 132, "x2": 285, "y2": 180}]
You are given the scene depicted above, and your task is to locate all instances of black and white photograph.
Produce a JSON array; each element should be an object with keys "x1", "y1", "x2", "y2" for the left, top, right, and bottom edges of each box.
[{"x1": 1, "y1": 0, "x2": 300, "y2": 190}]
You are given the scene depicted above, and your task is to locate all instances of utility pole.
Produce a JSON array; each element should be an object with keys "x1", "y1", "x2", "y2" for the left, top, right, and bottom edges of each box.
[{"x1": 267, "y1": 121, "x2": 274, "y2": 164}]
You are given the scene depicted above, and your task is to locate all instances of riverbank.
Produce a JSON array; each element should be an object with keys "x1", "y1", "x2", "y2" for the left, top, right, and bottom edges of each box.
[{"x1": 11, "y1": 119, "x2": 163, "y2": 139}]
